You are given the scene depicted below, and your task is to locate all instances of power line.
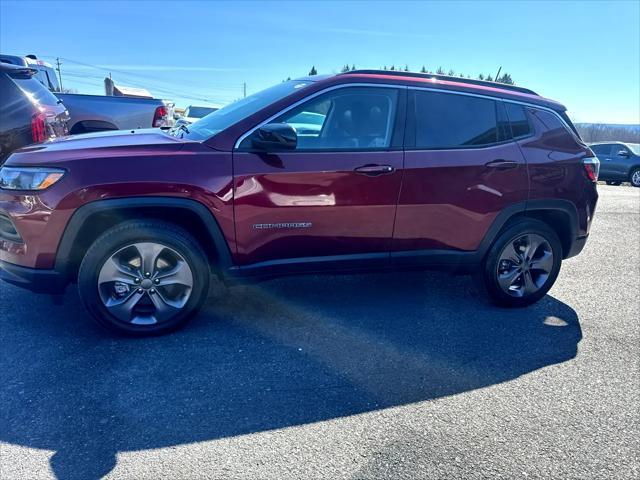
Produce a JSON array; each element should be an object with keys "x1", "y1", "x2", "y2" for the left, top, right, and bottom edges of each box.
[
  {"x1": 62, "y1": 72, "x2": 239, "y2": 103},
  {"x1": 43, "y1": 56, "x2": 244, "y2": 91},
  {"x1": 43, "y1": 55, "x2": 245, "y2": 104}
]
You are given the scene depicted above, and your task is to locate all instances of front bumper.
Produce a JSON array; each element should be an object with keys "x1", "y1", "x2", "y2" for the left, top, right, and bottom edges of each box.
[{"x1": 0, "y1": 259, "x2": 68, "y2": 294}]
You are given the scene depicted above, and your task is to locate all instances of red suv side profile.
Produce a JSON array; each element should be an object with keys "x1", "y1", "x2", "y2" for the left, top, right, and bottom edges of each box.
[{"x1": 0, "y1": 70, "x2": 599, "y2": 335}]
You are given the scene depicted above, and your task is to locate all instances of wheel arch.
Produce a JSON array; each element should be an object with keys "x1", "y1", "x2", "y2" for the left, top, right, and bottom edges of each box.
[
  {"x1": 479, "y1": 200, "x2": 579, "y2": 260},
  {"x1": 69, "y1": 120, "x2": 119, "y2": 134},
  {"x1": 55, "y1": 197, "x2": 234, "y2": 281}
]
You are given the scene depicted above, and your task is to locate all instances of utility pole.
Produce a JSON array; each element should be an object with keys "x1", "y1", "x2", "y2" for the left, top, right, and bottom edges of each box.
[
  {"x1": 243, "y1": 82, "x2": 246, "y2": 98},
  {"x1": 55, "y1": 57, "x2": 63, "y2": 91}
]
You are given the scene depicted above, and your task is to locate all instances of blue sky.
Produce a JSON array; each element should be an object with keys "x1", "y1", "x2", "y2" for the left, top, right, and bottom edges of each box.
[{"x1": 1, "y1": 0, "x2": 638, "y2": 124}]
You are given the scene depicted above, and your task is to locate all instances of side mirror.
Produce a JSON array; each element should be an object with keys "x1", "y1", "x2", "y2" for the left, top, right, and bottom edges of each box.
[
  {"x1": 252, "y1": 123, "x2": 297, "y2": 151},
  {"x1": 617, "y1": 150, "x2": 630, "y2": 158}
]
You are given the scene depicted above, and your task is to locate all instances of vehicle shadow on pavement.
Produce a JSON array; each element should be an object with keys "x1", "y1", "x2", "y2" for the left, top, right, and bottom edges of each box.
[{"x1": 0, "y1": 271, "x2": 581, "y2": 480}]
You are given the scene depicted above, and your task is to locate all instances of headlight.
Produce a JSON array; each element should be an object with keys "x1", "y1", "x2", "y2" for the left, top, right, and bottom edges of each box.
[{"x1": 0, "y1": 167, "x2": 65, "y2": 191}]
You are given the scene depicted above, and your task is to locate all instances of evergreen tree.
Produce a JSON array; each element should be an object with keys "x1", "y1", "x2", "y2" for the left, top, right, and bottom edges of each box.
[
  {"x1": 485, "y1": 74, "x2": 493, "y2": 82},
  {"x1": 436, "y1": 66, "x2": 445, "y2": 75},
  {"x1": 309, "y1": 66, "x2": 317, "y2": 76},
  {"x1": 420, "y1": 65, "x2": 427, "y2": 73},
  {"x1": 340, "y1": 64, "x2": 350, "y2": 73},
  {"x1": 447, "y1": 69, "x2": 455, "y2": 76},
  {"x1": 351, "y1": 64, "x2": 356, "y2": 71},
  {"x1": 478, "y1": 73, "x2": 484, "y2": 80},
  {"x1": 404, "y1": 64, "x2": 409, "y2": 72},
  {"x1": 497, "y1": 73, "x2": 514, "y2": 85},
  {"x1": 389, "y1": 65, "x2": 395, "y2": 70}
]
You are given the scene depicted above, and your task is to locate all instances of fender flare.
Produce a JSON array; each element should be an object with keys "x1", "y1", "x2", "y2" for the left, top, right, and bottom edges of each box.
[
  {"x1": 476, "y1": 199, "x2": 579, "y2": 258},
  {"x1": 54, "y1": 197, "x2": 234, "y2": 275}
]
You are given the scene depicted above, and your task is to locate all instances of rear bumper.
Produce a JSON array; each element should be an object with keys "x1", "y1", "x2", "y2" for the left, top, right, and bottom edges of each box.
[
  {"x1": 0, "y1": 259, "x2": 68, "y2": 294},
  {"x1": 565, "y1": 234, "x2": 589, "y2": 259}
]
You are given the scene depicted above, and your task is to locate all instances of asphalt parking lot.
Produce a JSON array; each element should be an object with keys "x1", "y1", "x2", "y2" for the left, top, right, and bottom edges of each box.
[{"x1": 1, "y1": 185, "x2": 638, "y2": 480}]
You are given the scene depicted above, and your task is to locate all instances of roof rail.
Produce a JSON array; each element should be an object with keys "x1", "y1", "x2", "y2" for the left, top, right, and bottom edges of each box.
[{"x1": 341, "y1": 69, "x2": 539, "y2": 96}]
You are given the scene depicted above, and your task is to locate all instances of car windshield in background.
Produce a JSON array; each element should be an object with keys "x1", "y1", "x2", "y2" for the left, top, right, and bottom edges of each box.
[
  {"x1": 627, "y1": 143, "x2": 640, "y2": 155},
  {"x1": 186, "y1": 106, "x2": 218, "y2": 118},
  {"x1": 179, "y1": 80, "x2": 312, "y2": 140},
  {"x1": 8, "y1": 70, "x2": 60, "y2": 107}
]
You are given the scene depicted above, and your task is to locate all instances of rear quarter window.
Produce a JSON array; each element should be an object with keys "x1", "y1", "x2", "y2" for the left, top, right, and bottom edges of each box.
[{"x1": 8, "y1": 73, "x2": 60, "y2": 107}]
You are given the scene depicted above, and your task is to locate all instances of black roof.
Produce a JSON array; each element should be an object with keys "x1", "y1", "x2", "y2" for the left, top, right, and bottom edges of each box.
[{"x1": 341, "y1": 69, "x2": 538, "y2": 96}]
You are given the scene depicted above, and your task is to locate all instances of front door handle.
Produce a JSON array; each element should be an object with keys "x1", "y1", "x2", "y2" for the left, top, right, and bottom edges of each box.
[
  {"x1": 354, "y1": 164, "x2": 395, "y2": 176},
  {"x1": 484, "y1": 159, "x2": 519, "y2": 170}
]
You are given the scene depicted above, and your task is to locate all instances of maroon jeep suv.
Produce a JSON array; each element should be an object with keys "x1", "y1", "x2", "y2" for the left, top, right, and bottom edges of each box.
[{"x1": 0, "y1": 70, "x2": 599, "y2": 335}]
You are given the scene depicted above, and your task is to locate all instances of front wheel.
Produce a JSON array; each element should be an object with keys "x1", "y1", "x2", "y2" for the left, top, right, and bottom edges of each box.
[
  {"x1": 78, "y1": 220, "x2": 210, "y2": 335},
  {"x1": 479, "y1": 219, "x2": 562, "y2": 308},
  {"x1": 630, "y1": 168, "x2": 640, "y2": 187}
]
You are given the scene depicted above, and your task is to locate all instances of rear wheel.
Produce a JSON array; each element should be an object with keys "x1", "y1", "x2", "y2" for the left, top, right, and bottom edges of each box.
[
  {"x1": 479, "y1": 219, "x2": 562, "y2": 307},
  {"x1": 630, "y1": 168, "x2": 640, "y2": 187},
  {"x1": 78, "y1": 220, "x2": 210, "y2": 335}
]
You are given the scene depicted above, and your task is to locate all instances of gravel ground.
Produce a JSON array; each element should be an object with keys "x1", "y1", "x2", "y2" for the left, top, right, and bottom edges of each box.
[{"x1": 1, "y1": 185, "x2": 638, "y2": 480}]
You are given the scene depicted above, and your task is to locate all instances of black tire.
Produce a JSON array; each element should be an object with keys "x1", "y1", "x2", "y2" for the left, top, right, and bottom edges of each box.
[
  {"x1": 478, "y1": 219, "x2": 562, "y2": 308},
  {"x1": 630, "y1": 168, "x2": 640, "y2": 188},
  {"x1": 606, "y1": 181, "x2": 621, "y2": 186},
  {"x1": 78, "y1": 220, "x2": 210, "y2": 336}
]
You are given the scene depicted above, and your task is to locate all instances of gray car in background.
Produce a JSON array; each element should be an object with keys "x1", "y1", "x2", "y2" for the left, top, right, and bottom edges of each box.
[{"x1": 590, "y1": 142, "x2": 640, "y2": 187}]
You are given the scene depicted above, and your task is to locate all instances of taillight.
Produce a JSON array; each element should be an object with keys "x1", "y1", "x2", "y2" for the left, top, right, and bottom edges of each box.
[
  {"x1": 152, "y1": 106, "x2": 169, "y2": 128},
  {"x1": 31, "y1": 112, "x2": 47, "y2": 143},
  {"x1": 583, "y1": 157, "x2": 600, "y2": 182}
]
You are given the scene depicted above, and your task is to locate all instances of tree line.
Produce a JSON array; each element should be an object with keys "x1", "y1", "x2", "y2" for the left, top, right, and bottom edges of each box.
[
  {"x1": 576, "y1": 124, "x2": 640, "y2": 144},
  {"x1": 306, "y1": 65, "x2": 515, "y2": 85}
]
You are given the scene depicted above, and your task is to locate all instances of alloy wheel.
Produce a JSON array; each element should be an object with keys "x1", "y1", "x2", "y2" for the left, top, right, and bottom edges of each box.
[
  {"x1": 631, "y1": 170, "x2": 640, "y2": 187},
  {"x1": 496, "y1": 233, "x2": 554, "y2": 298},
  {"x1": 97, "y1": 242, "x2": 194, "y2": 325}
]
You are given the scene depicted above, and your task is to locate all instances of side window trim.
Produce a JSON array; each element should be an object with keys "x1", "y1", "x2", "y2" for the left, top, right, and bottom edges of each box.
[
  {"x1": 406, "y1": 85, "x2": 579, "y2": 146},
  {"x1": 234, "y1": 83, "x2": 406, "y2": 151}
]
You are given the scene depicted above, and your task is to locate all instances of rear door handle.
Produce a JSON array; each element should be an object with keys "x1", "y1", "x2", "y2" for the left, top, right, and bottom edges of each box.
[
  {"x1": 354, "y1": 164, "x2": 395, "y2": 176},
  {"x1": 484, "y1": 159, "x2": 519, "y2": 170}
]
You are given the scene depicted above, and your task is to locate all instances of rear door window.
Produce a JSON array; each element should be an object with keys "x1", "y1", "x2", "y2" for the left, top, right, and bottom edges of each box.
[
  {"x1": 412, "y1": 90, "x2": 502, "y2": 149},
  {"x1": 590, "y1": 144, "x2": 613, "y2": 156}
]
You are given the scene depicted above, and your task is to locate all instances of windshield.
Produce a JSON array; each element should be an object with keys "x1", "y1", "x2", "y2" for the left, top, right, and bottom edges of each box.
[
  {"x1": 627, "y1": 143, "x2": 640, "y2": 155},
  {"x1": 179, "y1": 80, "x2": 312, "y2": 140},
  {"x1": 185, "y1": 106, "x2": 218, "y2": 118}
]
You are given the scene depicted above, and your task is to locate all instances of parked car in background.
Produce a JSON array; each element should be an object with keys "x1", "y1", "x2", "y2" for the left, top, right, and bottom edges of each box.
[
  {"x1": 590, "y1": 142, "x2": 640, "y2": 187},
  {"x1": 0, "y1": 63, "x2": 68, "y2": 165},
  {"x1": 0, "y1": 54, "x2": 171, "y2": 133},
  {"x1": 175, "y1": 105, "x2": 220, "y2": 127},
  {"x1": 0, "y1": 70, "x2": 599, "y2": 335}
]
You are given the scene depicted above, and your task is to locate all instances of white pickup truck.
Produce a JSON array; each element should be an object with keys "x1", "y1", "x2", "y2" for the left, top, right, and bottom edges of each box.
[{"x1": 0, "y1": 54, "x2": 172, "y2": 133}]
